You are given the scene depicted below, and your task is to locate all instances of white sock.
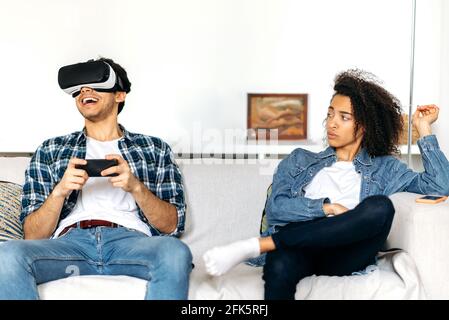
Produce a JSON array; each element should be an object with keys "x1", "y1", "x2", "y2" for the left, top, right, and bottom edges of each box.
[{"x1": 203, "y1": 237, "x2": 260, "y2": 276}]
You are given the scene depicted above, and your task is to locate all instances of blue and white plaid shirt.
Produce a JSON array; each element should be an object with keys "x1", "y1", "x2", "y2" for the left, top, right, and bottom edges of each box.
[{"x1": 20, "y1": 124, "x2": 186, "y2": 237}]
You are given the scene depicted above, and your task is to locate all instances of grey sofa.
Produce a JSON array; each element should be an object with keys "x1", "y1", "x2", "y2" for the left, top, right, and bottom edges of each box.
[{"x1": 1, "y1": 155, "x2": 448, "y2": 299}]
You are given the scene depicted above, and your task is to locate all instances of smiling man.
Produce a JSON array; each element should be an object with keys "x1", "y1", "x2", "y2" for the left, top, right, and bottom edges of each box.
[{"x1": 0, "y1": 58, "x2": 192, "y2": 300}]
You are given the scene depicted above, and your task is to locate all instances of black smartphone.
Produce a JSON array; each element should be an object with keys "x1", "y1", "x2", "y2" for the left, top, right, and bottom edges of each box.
[{"x1": 75, "y1": 159, "x2": 119, "y2": 177}]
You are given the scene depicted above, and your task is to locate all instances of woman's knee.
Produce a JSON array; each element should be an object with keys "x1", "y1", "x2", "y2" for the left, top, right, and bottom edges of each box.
[{"x1": 359, "y1": 195, "x2": 395, "y2": 225}]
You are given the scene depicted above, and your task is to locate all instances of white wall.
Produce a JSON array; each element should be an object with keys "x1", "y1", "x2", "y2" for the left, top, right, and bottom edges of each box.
[
  {"x1": 438, "y1": 0, "x2": 449, "y2": 155},
  {"x1": 413, "y1": 0, "x2": 448, "y2": 156},
  {"x1": 0, "y1": 0, "x2": 422, "y2": 154}
]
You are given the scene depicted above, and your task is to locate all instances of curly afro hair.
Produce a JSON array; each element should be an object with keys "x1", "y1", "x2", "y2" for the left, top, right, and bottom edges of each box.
[{"x1": 333, "y1": 69, "x2": 404, "y2": 157}]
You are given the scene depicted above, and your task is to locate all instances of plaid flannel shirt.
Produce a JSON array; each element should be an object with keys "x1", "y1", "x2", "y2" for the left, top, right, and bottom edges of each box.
[{"x1": 20, "y1": 124, "x2": 186, "y2": 237}]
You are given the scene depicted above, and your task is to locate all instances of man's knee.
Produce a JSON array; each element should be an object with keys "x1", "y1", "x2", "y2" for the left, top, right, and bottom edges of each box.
[
  {"x1": 0, "y1": 241, "x2": 31, "y2": 274},
  {"x1": 157, "y1": 237, "x2": 192, "y2": 272}
]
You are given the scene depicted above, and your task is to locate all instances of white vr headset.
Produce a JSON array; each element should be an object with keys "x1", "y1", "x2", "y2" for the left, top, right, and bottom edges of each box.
[{"x1": 58, "y1": 60, "x2": 126, "y2": 97}]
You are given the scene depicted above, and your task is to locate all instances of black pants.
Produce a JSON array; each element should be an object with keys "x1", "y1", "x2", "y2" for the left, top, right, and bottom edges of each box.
[{"x1": 262, "y1": 195, "x2": 395, "y2": 300}]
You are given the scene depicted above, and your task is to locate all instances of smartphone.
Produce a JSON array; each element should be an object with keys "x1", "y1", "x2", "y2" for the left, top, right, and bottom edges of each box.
[
  {"x1": 75, "y1": 159, "x2": 119, "y2": 177},
  {"x1": 415, "y1": 195, "x2": 448, "y2": 204}
]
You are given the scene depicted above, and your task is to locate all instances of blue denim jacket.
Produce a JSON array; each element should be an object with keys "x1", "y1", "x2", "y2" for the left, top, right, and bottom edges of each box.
[{"x1": 249, "y1": 135, "x2": 449, "y2": 266}]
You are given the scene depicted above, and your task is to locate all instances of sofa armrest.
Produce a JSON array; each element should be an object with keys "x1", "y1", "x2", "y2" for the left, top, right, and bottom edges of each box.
[{"x1": 387, "y1": 192, "x2": 449, "y2": 299}]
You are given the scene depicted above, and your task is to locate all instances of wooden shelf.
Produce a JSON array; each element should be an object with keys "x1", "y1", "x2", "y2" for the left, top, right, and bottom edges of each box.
[
  {"x1": 1, "y1": 144, "x2": 421, "y2": 159},
  {"x1": 173, "y1": 142, "x2": 421, "y2": 157}
]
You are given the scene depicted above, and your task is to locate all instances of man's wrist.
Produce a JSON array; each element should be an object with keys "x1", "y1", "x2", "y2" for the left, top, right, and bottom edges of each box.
[
  {"x1": 52, "y1": 185, "x2": 66, "y2": 200},
  {"x1": 131, "y1": 179, "x2": 145, "y2": 196}
]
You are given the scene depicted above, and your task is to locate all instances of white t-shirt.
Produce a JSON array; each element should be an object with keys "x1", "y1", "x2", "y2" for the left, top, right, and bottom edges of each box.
[
  {"x1": 303, "y1": 161, "x2": 361, "y2": 210},
  {"x1": 53, "y1": 136, "x2": 151, "y2": 238}
]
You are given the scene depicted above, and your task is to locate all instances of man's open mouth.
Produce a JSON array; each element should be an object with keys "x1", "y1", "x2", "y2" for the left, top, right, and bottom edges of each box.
[{"x1": 82, "y1": 97, "x2": 99, "y2": 106}]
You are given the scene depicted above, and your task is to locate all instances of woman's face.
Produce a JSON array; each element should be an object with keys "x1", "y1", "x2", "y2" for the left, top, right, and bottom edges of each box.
[{"x1": 326, "y1": 94, "x2": 364, "y2": 149}]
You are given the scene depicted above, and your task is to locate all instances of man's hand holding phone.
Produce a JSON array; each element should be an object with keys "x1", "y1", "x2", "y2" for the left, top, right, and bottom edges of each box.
[
  {"x1": 101, "y1": 154, "x2": 141, "y2": 194},
  {"x1": 54, "y1": 155, "x2": 141, "y2": 197},
  {"x1": 75, "y1": 159, "x2": 119, "y2": 177},
  {"x1": 53, "y1": 158, "x2": 89, "y2": 198}
]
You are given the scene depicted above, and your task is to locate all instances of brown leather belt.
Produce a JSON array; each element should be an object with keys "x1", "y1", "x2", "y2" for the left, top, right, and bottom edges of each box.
[{"x1": 59, "y1": 219, "x2": 119, "y2": 237}]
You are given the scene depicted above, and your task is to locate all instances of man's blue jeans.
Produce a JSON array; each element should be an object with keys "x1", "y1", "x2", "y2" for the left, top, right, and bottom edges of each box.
[{"x1": 0, "y1": 226, "x2": 193, "y2": 300}]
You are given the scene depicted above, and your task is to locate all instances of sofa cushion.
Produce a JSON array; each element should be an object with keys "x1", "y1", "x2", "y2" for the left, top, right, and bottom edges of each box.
[
  {"x1": 38, "y1": 275, "x2": 147, "y2": 300},
  {"x1": 0, "y1": 181, "x2": 24, "y2": 241},
  {"x1": 178, "y1": 159, "x2": 277, "y2": 266},
  {"x1": 38, "y1": 249, "x2": 425, "y2": 300},
  {"x1": 37, "y1": 266, "x2": 226, "y2": 300},
  {"x1": 198, "y1": 249, "x2": 425, "y2": 300},
  {"x1": 0, "y1": 157, "x2": 31, "y2": 186}
]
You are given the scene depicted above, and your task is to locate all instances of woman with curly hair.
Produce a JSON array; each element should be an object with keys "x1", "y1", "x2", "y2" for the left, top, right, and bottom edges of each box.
[{"x1": 202, "y1": 69, "x2": 449, "y2": 300}]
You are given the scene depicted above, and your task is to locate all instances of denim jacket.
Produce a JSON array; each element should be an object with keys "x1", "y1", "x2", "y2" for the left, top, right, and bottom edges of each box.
[{"x1": 248, "y1": 134, "x2": 449, "y2": 267}]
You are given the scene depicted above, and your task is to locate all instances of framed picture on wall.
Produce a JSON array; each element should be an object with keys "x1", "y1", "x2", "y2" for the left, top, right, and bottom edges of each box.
[{"x1": 247, "y1": 93, "x2": 308, "y2": 140}]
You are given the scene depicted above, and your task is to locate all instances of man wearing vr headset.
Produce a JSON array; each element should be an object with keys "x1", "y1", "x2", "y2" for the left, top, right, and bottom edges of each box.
[{"x1": 0, "y1": 58, "x2": 192, "y2": 300}]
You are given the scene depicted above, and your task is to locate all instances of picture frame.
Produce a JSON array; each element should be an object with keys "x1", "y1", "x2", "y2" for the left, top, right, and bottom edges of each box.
[{"x1": 247, "y1": 93, "x2": 308, "y2": 140}]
